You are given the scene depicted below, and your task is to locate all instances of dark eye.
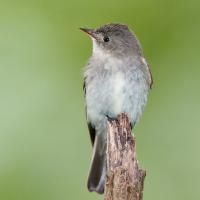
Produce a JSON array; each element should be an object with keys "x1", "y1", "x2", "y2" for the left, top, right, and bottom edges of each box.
[{"x1": 103, "y1": 37, "x2": 110, "y2": 42}]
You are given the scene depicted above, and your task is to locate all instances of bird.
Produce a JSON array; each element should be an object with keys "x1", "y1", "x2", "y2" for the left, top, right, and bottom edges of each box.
[{"x1": 80, "y1": 23, "x2": 153, "y2": 194}]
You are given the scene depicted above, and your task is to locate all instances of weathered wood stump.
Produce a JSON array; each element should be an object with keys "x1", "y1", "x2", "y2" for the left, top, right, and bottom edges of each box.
[{"x1": 104, "y1": 113, "x2": 146, "y2": 200}]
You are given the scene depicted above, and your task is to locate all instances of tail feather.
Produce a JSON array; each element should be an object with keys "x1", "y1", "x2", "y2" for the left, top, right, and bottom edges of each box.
[{"x1": 87, "y1": 134, "x2": 106, "y2": 194}]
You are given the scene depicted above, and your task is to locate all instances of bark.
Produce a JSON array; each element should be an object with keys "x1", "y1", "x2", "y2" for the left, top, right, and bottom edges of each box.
[{"x1": 104, "y1": 113, "x2": 146, "y2": 200}]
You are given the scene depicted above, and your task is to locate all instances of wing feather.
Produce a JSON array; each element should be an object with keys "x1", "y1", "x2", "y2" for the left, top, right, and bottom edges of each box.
[
  {"x1": 141, "y1": 57, "x2": 153, "y2": 89},
  {"x1": 83, "y1": 78, "x2": 96, "y2": 146}
]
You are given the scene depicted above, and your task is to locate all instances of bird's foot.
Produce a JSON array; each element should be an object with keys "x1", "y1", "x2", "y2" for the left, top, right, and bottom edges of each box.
[
  {"x1": 106, "y1": 115, "x2": 134, "y2": 130},
  {"x1": 106, "y1": 115, "x2": 117, "y2": 123}
]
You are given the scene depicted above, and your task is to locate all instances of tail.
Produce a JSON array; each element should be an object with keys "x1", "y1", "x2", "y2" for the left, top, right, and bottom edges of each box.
[{"x1": 87, "y1": 133, "x2": 106, "y2": 194}]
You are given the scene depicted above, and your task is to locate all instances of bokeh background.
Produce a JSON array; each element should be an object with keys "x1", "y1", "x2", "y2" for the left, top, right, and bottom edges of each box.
[{"x1": 0, "y1": 0, "x2": 200, "y2": 199}]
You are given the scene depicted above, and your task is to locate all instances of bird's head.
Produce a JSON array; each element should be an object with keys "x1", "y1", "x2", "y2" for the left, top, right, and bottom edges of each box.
[{"x1": 80, "y1": 23, "x2": 142, "y2": 57}]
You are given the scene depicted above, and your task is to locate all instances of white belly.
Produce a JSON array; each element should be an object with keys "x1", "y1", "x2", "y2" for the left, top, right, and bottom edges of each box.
[
  {"x1": 86, "y1": 65, "x2": 149, "y2": 126},
  {"x1": 109, "y1": 72, "x2": 125, "y2": 115}
]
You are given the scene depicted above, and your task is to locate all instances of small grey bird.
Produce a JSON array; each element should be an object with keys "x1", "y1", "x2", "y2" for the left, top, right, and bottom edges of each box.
[{"x1": 81, "y1": 23, "x2": 153, "y2": 194}]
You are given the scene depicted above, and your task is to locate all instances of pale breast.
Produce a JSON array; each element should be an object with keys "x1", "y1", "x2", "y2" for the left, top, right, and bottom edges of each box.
[
  {"x1": 85, "y1": 56, "x2": 150, "y2": 125},
  {"x1": 108, "y1": 71, "x2": 125, "y2": 115}
]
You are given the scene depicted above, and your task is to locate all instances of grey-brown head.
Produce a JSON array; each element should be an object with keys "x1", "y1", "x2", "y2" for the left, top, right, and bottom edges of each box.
[{"x1": 80, "y1": 23, "x2": 142, "y2": 57}]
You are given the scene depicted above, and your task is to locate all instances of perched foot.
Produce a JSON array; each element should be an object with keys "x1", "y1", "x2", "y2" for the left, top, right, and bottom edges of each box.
[
  {"x1": 106, "y1": 114, "x2": 134, "y2": 130},
  {"x1": 106, "y1": 115, "x2": 117, "y2": 123}
]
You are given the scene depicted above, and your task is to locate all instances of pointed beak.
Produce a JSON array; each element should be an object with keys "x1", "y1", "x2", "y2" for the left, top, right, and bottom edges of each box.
[{"x1": 80, "y1": 28, "x2": 97, "y2": 39}]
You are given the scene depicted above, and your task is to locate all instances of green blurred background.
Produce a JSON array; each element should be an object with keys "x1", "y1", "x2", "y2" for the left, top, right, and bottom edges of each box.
[{"x1": 0, "y1": 0, "x2": 200, "y2": 199}]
